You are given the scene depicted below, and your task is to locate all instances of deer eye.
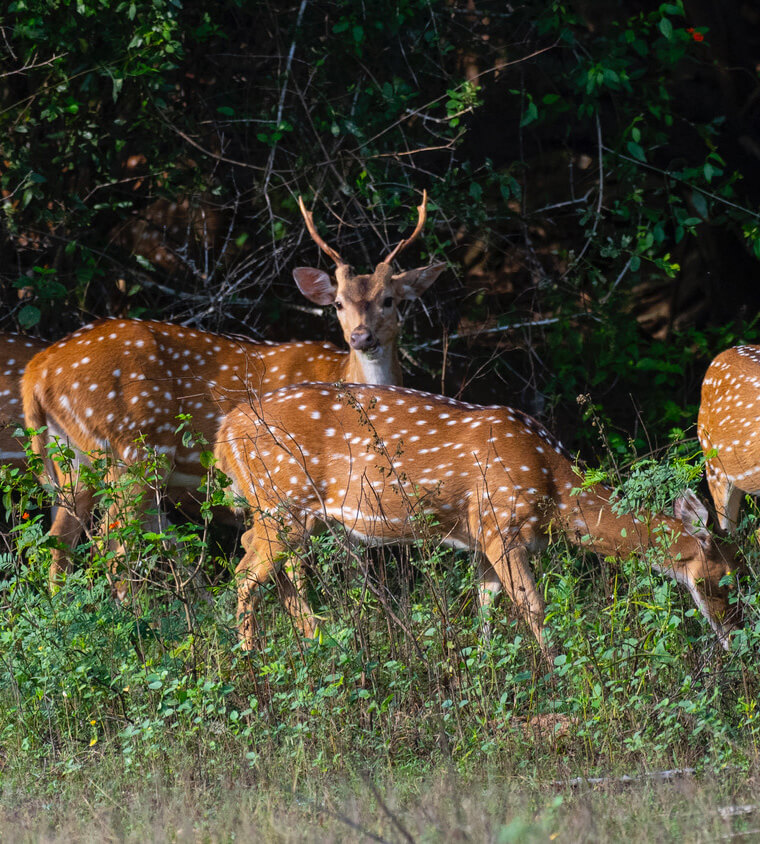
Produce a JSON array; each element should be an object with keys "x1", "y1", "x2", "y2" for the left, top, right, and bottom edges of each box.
[
  {"x1": 334, "y1": 301, "x2": 343, "y2": 310},
  {"x1": 383, "y1": 296, "x2": 394, "y2": 308}
]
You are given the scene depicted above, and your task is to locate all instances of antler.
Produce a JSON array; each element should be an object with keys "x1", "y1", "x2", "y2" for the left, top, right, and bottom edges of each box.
[
  {"x1": 382, "y1": 189, "x2": 428, "y2": 266},
  {"x1": 297, "y1": 196, "x2": 346, "y2": 267}
]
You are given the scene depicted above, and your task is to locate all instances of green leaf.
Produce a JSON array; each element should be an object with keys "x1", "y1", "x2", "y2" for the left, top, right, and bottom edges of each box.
[
  {"x1": 626, "y1": 141, "x2": 646, "y2": 162},
  {"x1": 659, "y1": 18, "x2": 673, "y2": 40},
  {"x1": 691, "y1": 190, "x2": 708, "y2": 220},
  {"x1": 519, "y1": 100, "x2": 538, "y2": 127},
  {"x1": 18, "y1": 305, "x2": 40, "y2": 328}
]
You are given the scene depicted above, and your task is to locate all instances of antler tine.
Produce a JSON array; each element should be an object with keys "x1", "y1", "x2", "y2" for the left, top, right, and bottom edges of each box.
[
  {"x1": 297, "y1": 196, "x2": 346, "y2": 267},
  {"x1": 382, "y1": 189, "x2": 428, "y2": 266}
]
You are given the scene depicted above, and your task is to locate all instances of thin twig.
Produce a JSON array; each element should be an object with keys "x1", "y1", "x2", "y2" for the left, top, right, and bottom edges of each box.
[
  {"x1": 360, "y1": 771, "x2": 416, "y2": 844},
  {"x1": 351, "y1": 42, "x2": 559, "y2": 153},
  {"x1": 262, "y1": 0, "x2": 308, "y2": 210},
  {"x1": 370, "y1": 142, "x2": 457, "y2": 159},
  {"x1": 0, "y1": 52, "x2": 68, "y2": 78},
  {"x1": 600, "y1": 254, "x2": 634, "y2": 304},
  {"x1": 565, "y1": 109, "x2": 603, "y2": 275},
  {"x1": 411, "y1": 313, "x2": 595, "y2": 350},
  {"x1": 534, "y1": 189, "x2": 594, "y2": 214},
  {"x1": 157, "y1": 112, "x2": 267, "y2": 171},
  {"x1": 602, "y1": 144, "x2": 760, "y2": 220}
]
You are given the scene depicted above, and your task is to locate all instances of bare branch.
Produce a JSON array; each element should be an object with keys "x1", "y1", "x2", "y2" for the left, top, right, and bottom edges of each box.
[
  {"x1": 158, "y1": 112, "x2": 268, "y2": 172},
  {"x1": 382, "y1": 188, "x2": 428, "y2": 265},
  {"x1": 0, "y1": 52, "x2": 68, "y2": 79}
]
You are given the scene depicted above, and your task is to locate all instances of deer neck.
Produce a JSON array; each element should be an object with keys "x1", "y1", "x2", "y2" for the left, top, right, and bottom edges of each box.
[
  {"x1": 343, "y1": 344, "x2": 402, "y2": 386},
  {"x1": 566, "y1": 484, "x2": 688, "y2": 559}
]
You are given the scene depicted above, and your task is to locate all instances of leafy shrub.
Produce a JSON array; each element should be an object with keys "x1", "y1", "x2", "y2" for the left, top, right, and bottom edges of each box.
[{"x1": 0, "y1": 433, "x2": 758, "y2": 782}]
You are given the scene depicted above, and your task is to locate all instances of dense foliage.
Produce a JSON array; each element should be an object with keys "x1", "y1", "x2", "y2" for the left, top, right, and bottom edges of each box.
[{"x1": 1, "y1": 0, "x2": 759, "y2": 445}]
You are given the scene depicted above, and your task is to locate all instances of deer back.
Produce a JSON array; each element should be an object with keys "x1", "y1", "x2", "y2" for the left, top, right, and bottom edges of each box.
[
  {"x1": 22, "y1": 319, "x2": 352, "y2": 481},
  {"x1": 216, "y1": 383, "x2": 602, "y2": 550}
]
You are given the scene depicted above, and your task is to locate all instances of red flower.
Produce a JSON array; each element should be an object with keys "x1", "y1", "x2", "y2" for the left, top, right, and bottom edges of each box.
[
  {"x1": 21, "y1": 512, "x2": 29, "y2": 520},
  {"x1": 109, "y1": 521, "x2": 120, "y2": 530},
  {"x1": 686, "y1": 27, "x2": 705, "y2": 42}
]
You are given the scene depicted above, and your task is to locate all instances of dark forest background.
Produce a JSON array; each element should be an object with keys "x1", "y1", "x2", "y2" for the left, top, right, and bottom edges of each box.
[{"x1": 2, "y1": 0, "x2": 760, "y2": 458}]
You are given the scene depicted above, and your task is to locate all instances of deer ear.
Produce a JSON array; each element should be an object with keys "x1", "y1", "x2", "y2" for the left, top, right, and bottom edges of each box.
[
  {"x1": 674, "y1": 489, "x2": 711, "y2": 546},
  {"x1": 392, "y1": 262, "x2": 446, "y2": 300},
  {"x1": 293, "y1": 267, "x2": 337, "y2": 306}
]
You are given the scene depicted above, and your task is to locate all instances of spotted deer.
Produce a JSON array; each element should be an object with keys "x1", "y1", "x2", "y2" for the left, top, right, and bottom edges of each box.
[
  {"x1": 22, "y1": 193, "x2": 445, "y2": 584},
  {"x1": 0, "y1": 333, "x2": 47, "y2": 470},
  {"x1": 698, "y1": 344, "x2": 760, "y2": 530},
  {"x1": 215, "y1": 383, "x2": 743, "y2": 657}
]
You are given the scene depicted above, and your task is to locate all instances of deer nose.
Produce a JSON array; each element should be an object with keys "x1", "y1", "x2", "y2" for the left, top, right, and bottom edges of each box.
[{"x1": 349, "y1": 326, "x2": 376, "y2": 350}]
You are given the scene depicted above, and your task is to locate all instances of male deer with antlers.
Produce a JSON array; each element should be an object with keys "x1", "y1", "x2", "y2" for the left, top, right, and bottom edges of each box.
[
  {"x1": 215, "y1": 383, "x2": 743, "y2": 657},
  {"x1": 22, "y1": 193, "x2": 445, "y2": 584},
  {"x1": 698, "y1": 344, "x2": 760, "y2": 530}
]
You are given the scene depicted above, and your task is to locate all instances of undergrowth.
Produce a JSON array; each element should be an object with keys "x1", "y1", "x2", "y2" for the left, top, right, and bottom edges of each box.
[{"x1": 1, "y1": 436, "x2": 760, "y2": 840}]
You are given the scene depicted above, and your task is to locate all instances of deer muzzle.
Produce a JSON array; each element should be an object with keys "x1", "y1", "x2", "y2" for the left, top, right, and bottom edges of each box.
[{"x1": 349, "y1": 326, "x2": 377, "y2": 352}]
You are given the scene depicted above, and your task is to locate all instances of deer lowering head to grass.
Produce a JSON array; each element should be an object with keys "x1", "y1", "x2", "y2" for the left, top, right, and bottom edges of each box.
[
  {"x1": 215, "y1": 383, "x2": 743, "y2": 658},
  {"x1": 698, "y1": 345, "x2": 760, "y2": 531},
  {"x1": 22, "y1": 193, "x2": 445, "y2": 586},
  {"x1": 0, "y1": 332, "x2": 47, "y2": 470}
]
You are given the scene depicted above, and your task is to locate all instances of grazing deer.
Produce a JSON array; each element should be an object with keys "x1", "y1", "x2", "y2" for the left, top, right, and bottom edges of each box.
[
  {"x1": 22, "y1": 193, "x2": 445, "y2": 584},
  {"x1": 215, "y1": 383, "x2": 743, "y2": 656},
  {"x1": 698, "y1": 345, "x2": 760, "y2": 530},
  {"x1": 0, "y1": 333, "x2": 47, "y2": 470}
]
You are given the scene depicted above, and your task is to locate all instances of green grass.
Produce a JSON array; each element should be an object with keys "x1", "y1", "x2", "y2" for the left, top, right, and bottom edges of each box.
[{"x1": 2, "y1": 452, "x2": 760, "y2": 839}]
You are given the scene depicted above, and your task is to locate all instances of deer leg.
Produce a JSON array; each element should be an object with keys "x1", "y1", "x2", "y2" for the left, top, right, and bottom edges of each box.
[
  {"x1": 103, "y1": 495, "x2": 161, "y2": 602},
  {"x1": 476, "y1": 552, "x2": 502, "y2": 640},
  {"x1": 236, "y1": 521, "x2": 316, "y2": 649},
  {"x1": 45, "y1": 444, "x2": 99, "y2": 585},
  {"x1": 706, "y1": 469, "x2": 743, "y2": 532},
  {"x1": 274, "y1": 558, "x2": 317, "y2": 637},
  {"x1": 48, "y1": 485, "x2": 97, "y2": 586},
  {"x1": 486, "y1": 542, "x2": 554, "y2": 664},
  {"x1": 98, "y1": 456, "x2": 175, "y2": 598}
]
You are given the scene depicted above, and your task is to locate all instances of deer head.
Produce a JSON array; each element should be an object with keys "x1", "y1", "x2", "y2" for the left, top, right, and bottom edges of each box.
[{"x1": 293, "y1": 191, "x2": 445, "y2": 357}]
